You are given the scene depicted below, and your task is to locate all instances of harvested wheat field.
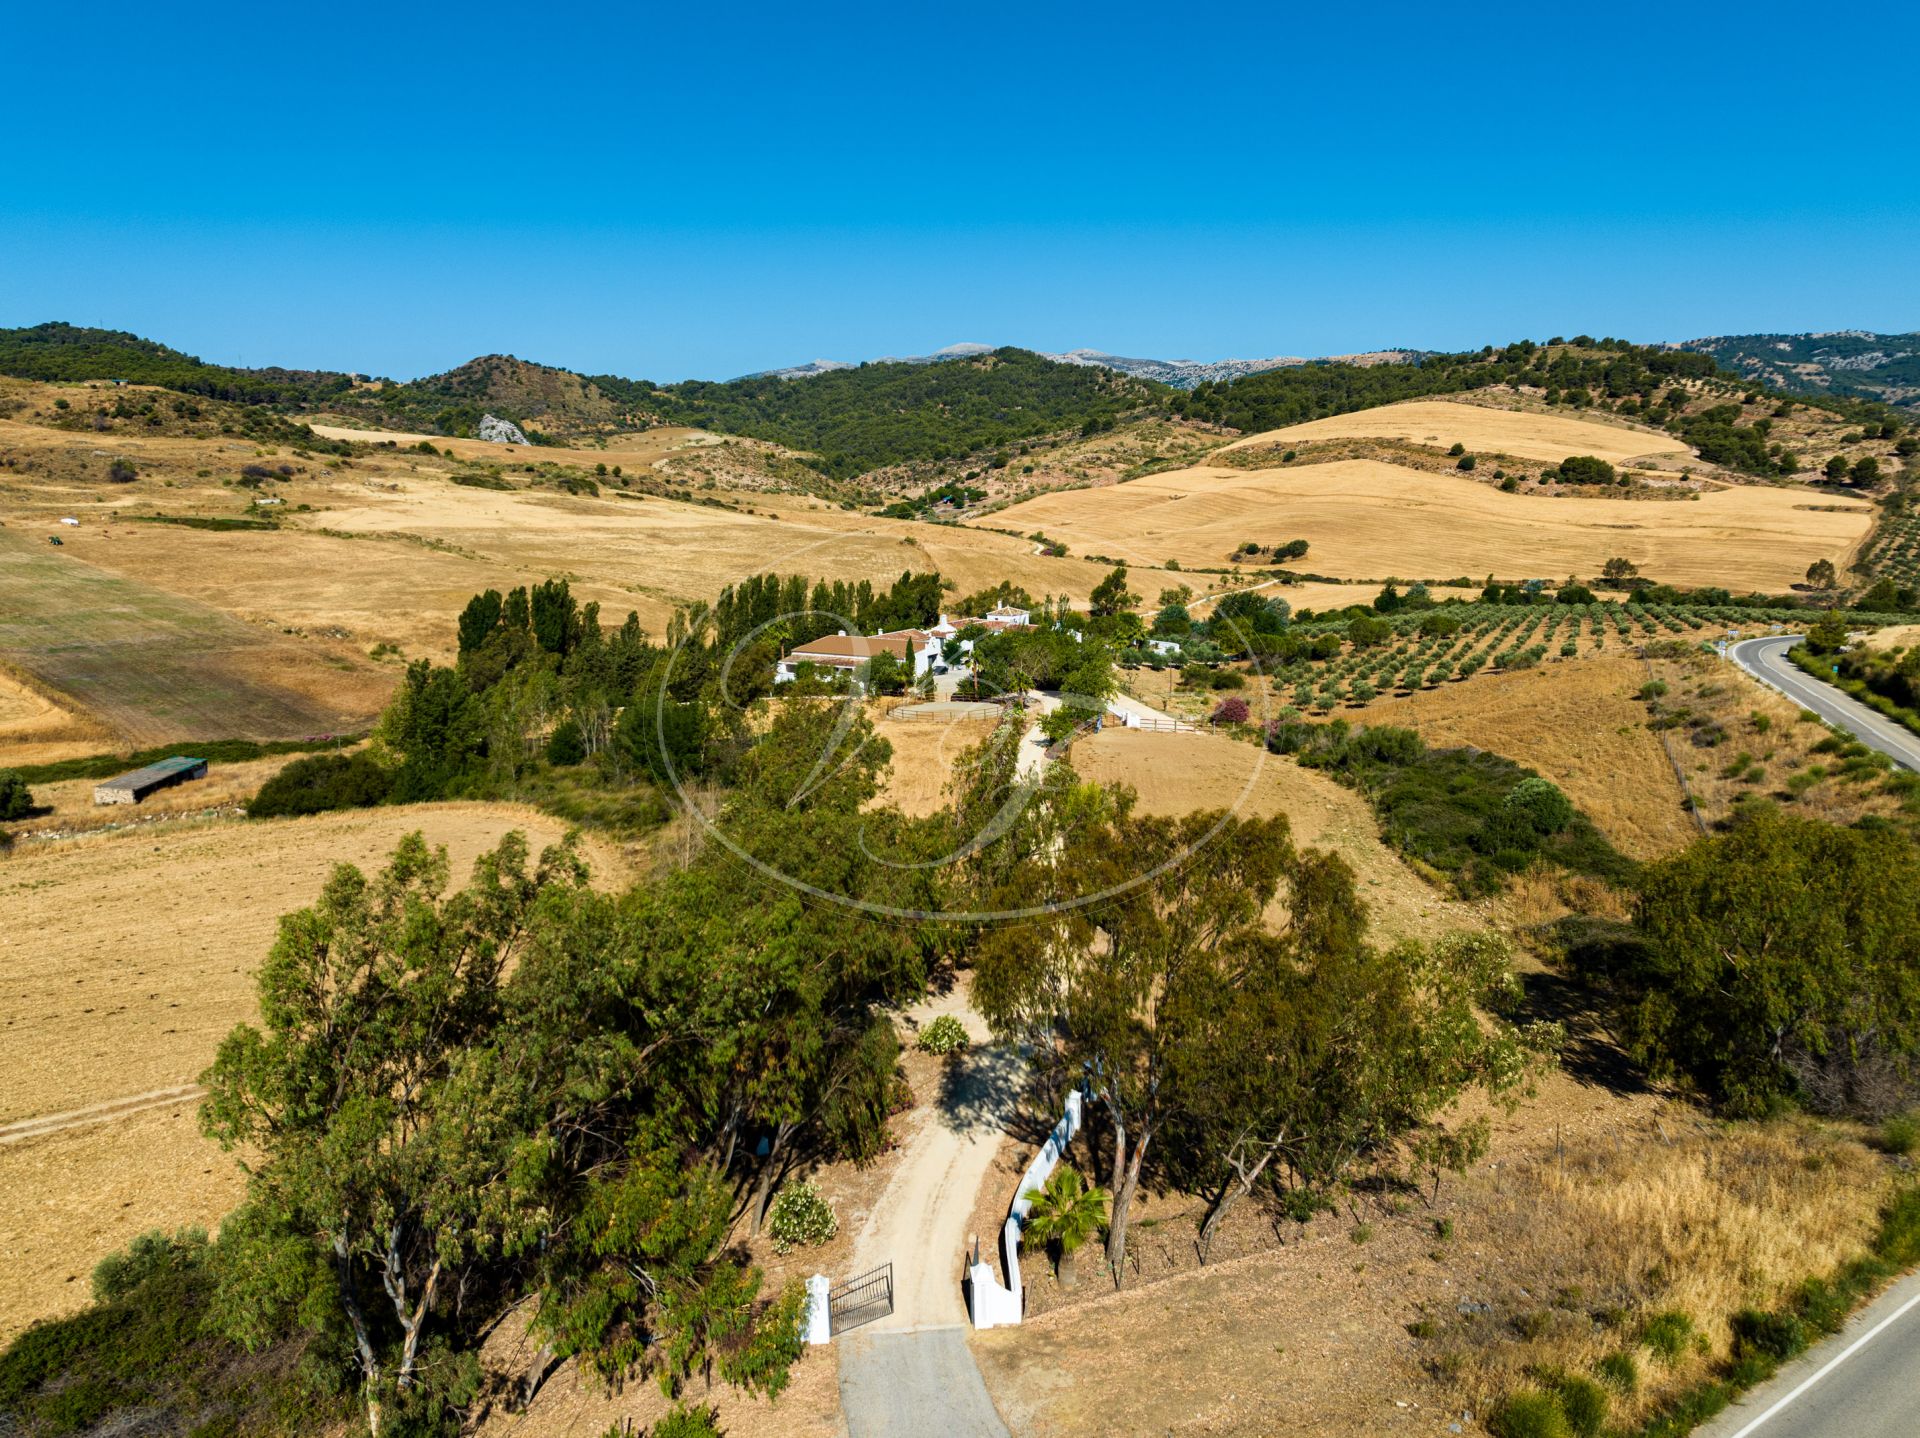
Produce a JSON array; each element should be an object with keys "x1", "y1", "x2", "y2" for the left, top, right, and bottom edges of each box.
[
  {"x1": 30, "y1": 473, "x2": 1167, "y2": 665},
  {"x1": 0, "y1": 665, "x2": 106, "y2": 768},
  {"x1": 1072, "y1": 727, "x2": 1481, "y2": 944},
  {"x1": 1222, "y1": 398, "x2": 1693, "y2": 467},
  {"x1": 1346, "y1": 656, "x2": 1697, "y2": 859},
  {"x1": 0, "y1": 804, "x2": 627, "y2": 1127},
  {"x1": 0, "y1": 1099, "x2": 247, "y2": 1343},
  {"x1": 0, "y1": 529, "x2": 391, "y2": 745},
  {"x1": 986, "y1": 458, "x2": 1869, "y2": 591}
]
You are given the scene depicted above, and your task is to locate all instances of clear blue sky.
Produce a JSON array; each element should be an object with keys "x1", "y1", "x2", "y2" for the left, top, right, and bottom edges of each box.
[{"x1": 5, "y1": 1, "x2": 1916, "y2": 380}]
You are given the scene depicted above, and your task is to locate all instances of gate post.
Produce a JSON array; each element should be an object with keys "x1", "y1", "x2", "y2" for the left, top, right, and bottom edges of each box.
[{"x1": 805, "y1": 1273, "x2": 832, "y2": 1345}]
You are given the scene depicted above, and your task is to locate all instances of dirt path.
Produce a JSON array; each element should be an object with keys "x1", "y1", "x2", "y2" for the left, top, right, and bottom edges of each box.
[
  {"x1": 837, "y1": 986, "x2": 1017, "y2": 1435},
  {"x1": 0, "y1": 1085, "x2": 205, "y2": 1146}
]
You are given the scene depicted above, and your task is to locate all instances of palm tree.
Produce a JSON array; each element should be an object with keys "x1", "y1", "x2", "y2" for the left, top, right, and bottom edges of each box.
[{"x1": 1020, "y1": 1165, "x2": 1110, "y2": 1289}]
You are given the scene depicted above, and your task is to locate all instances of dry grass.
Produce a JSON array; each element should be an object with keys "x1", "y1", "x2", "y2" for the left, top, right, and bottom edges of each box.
[
  {"x1": 973, "y1": 1069, "x2": 1893, "y2": 1438},
  {"x1": 0, "y1": 804, "x2": 627, "y2": 1125},
  {"x1": 0, "y1": 527, "x2": 392, "y2": 746},
  {"x1": 1643, "y1": 649, "x2": 1906, "y2": 830},
  {"x1": 0, "y1": 665, "x2": 108, "y2": 768},
  {"x1": 983, "y1": 457, "x2": 1871, "y2": 591},
  {"x1": 0, "y1": 410, "x2": 1181, "y2": 674},
  {"x1": 1221, "y1": 398, "x2": 1694, "y2": 467},
  {"x1": 1071, "y1": 727, "x2": 1483, "y2": 945},
  {"x1": 1346, "y1": 656, "x2": 1698, "y2": 860},
  {"x1": 0, "y1": 1101, "x2": 248, "y2": 1345},
  {"x1": 870, "y1": 712, "x2": 999, "y2": 816},
  {"x1": 1431, "y1": 1114, "x2": 1889, "y2": 1428}
]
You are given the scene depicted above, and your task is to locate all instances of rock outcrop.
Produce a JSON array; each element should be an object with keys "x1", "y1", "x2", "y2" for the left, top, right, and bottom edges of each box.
[{"x1": 477, "y1": 412, "x2": 530, "y2": 445}]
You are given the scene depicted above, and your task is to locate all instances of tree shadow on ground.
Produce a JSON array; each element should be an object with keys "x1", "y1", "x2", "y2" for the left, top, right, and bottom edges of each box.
[
  {"x1": 1516, "y1": 969, "x2": 1651, "y2": 1097},
  {"x1": 937, "y1": 1043, "x2": 1026, "y2": 1138}
]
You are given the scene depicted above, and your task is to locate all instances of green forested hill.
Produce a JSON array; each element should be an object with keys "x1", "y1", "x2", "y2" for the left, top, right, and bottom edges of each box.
[
  {"x1": 0, "y1": 321, "x2": 353, "y2": 406},
  {"x1": 1178, "y1": 340, "x2": 1725, "y2": 432},
  {"x1": 604, "y1": 347, "x2": 1168, "y2": 478},
  {"x1": 1682, "y1": 332, "x2": 1920, "y2": 412}
]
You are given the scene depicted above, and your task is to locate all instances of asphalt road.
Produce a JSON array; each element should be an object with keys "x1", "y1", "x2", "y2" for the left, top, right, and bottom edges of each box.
[
  {"x1": 1694, "y1": 1269, "x2": 1920, "y2": 1438},
  {"x1": 1727, "y1": 636, "x2": 1920, "y2": 772}
]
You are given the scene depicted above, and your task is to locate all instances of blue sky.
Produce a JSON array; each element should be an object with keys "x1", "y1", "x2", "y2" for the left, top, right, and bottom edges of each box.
[{"x1": 5, "y1": 1, "x2": 1917, "y2": 380}]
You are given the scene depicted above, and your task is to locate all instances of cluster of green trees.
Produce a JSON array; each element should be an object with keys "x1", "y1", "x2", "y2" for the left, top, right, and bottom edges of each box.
[
  {"x1": 1174, "y1": 339, "x2": 1723, "y2": 432},
  {"x1": 9, "y1": 698, "x2": 967, "y2": 1437},
  {"x1": 975, "y1": 789, "x2": 1555, "y2": 1280},
  {"x1": 1574, "y1": 807, "x2": 1920, "y2": 1119},
  {"x1": 608, "y1": 349, "x2": 1163, "y2": 479},
  {"x1": 250, "y1": 569, "x2": 957, "y2": 827},
  {"x1": 0, "y1": 322, "x2": 357, "y2": 407}
]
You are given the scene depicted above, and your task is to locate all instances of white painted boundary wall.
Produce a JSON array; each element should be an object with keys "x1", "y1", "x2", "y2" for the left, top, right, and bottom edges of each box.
[
  {"x1": 967, "y1": 1088, "x2": 1083, "y2": 1329},
  {"x1": 804, "y1": 1273, "x2": 832, "y2": 1344}
]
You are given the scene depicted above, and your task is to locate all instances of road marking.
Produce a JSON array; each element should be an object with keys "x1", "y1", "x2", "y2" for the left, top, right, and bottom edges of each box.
[{"x1": 1721, "y1": 1283, "x2": 1920, "y2": 1437}]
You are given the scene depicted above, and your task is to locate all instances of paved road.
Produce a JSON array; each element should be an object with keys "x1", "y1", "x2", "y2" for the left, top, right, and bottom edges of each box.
[
  {"x1": 836, "y1": 987, "x2": 1016, "y2": 1437},
  {"x1": 1728, "y1": 636, "x2": 1920, "y2": 772},
  {"x1": 839, "y1": 1328, "x2": 1010, "y2": 1437},
  {"x1": 1694, "y1": 1269, "x2": 1920, "y2": 1438}
]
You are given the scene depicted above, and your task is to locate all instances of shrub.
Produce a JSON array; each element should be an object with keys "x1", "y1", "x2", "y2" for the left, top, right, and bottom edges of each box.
[
  {"x1": 247, "y1": 752, "x2": 393, "y2": 819},
  {"x1": 105, "y1": 458, "x2": 137, "y2": 483},
  {"x1": 640, "y1": 1409, "x2": 722, "y2": 1438},
  {"x1": 1731, "y1": 1307, "x2": 1808, "y2": 1364},
  {"x1": 90, "y1": 1228, "x2": 207, "y2": 1304},
  {"x1": 1595, "y1": 1351, "x2": 1639, "y2": 1394},
  {"x1": 767, "y1": 1180, "x2": 837, "y2": 1254},
  {"x1": 1211, "y1": 696, "x2": 1251, "y2": 725},
  {"x1": 1877, "y1": 1112, "x2": 1920, "y2": 1156},
  {"x1": 0, "y1": 769, "x2": 32, "y2": 821},
  {"x1": 1505, "y1": 776, "x2": 1574, "y2": 835},
  {"x1": 1549, "y1": 1373, "x2": 1608, "y2": 1437},
  {"x1": 1559, "y1": 455, "x2": 1617, "y2": 486},
  {"x1": 1641, "y1": 1309, "x2": 1696, "y2": 1363},
  {"x1": 917, "y1": 1014, "x2": 970, "y2": 1055},
  {"x1": 1488, "y1": 1389, "x2": 1569, "y2": 1438},
  {"x1": 546, "y1": 719, "x2": 586, "y2": 766}
]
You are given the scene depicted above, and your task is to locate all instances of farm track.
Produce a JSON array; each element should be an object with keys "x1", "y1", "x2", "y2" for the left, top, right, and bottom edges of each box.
[{"x1": 0, "y1": 1084, "x2": 205, "y2": 1146}]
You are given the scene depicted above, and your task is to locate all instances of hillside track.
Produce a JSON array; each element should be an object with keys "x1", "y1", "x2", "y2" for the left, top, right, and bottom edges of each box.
[{"x1": 0, "y1": 1084, "x2": 205, "y2": 1146}]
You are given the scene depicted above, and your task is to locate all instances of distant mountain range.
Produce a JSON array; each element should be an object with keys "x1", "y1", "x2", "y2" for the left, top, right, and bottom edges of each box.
[
  {"x1": 745, "y1": 344, "x2": 1424, "y2": 389},
  {"x1": 1680, "y1": 331, "x2": 1920, "y2": 410}
]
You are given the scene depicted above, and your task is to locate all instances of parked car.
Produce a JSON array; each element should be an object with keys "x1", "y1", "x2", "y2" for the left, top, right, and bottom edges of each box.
[{"x1": 932, "y1": 664, "x2": 950, "y2": 675}]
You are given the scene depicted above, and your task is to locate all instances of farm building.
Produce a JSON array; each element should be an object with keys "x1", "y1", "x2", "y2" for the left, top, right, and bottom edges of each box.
[{"x1": 93, "y1": 756, "x2": 208, "y2": 806}]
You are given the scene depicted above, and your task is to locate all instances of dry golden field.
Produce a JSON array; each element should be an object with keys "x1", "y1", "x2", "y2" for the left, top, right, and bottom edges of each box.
[
  {"x1": 984, "y1": 457, "x2": 1870, "y2": 590},
  {"x1": 1072, "y1": 727, "x2": 1483, "y2": 945},
  {"x1": 0, "y1": 804, "x2": 627, "y2": 1340},
  {"x1": 0, "y1": 666, "x2": 106, "y2": 768},
  {"x1": 0, "y1": 405, "x2": 1173, "y2": 743},
  {"x1": 870, "y1": 712, "x2": 1000, "y2": 816},
  {"x1": 1345, "y1": 656, "x2": 1697, "y2": 859},
  {"x1": 1222, "y1": 398, "x2": 1694, "y2": 467}
]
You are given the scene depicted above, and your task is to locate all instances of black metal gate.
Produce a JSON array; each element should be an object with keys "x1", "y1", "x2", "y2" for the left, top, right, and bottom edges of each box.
[{"x1": 828, "y1": 1263, "x2": 894, "y2": 1334}]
